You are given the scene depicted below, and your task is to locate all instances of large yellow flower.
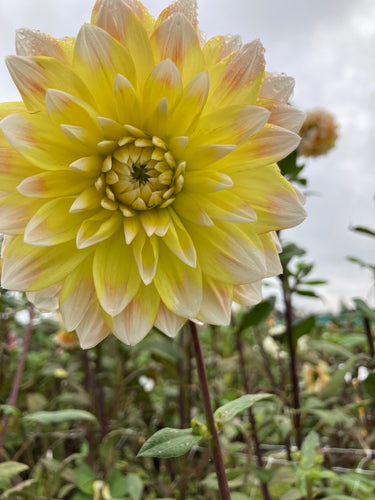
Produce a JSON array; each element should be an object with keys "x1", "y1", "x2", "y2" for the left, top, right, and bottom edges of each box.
[{"x1": 0, "y1": 0, "x2": 306, "y2": 347}]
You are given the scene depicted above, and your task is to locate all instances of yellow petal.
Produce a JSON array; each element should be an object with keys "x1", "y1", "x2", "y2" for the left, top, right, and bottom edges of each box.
[
  {"x1": 0, "y1": 193, "x2": 43, "y2": 234},
  {"x1": 1, "y1": 235, "x2": 93, "y2": 291},
  {"x1": 154, "y1": 302, "x2": 186, "y2": 337},
  {"x1": 75, "y1": 298, "x2": 111, "y2": 349},
  {"x1": 132, "y1": 231, "x2": 159, "y2": 285},
  {"x1": 73, "y1": 24, "x2": 136, "y2": 117},
  {"x1": 196, "y1": 277, "x2": 232, "y2": 325},
  {"x1": 173, "y1": 191, "x2": 213, "y2": 226},
  {"x1": 192, "y1": 191, "x2": 257, "y2": 223},
  {"x1": 233, "y1": 281, "x2": 262, "y2": 307},
  {"x1": 69, "y1": 155, "x2": 103, "y2": 176},
  {"x1": 92, "y1": 0, "x2": 155, "y2": 36},
  {"x1": 183, "y1": 169, "x2": 233, "y2": 193},
  {"x1": 202, "y1": 35, "x2": 242, "y2": 67},
  {"x1": 70, "y1": 187, "x2": 102, "y2": 213},
  {"x1": 143, "y1": 59, "x2": 183, "y2": 115},
  {"x1": 0, "y1": 111, "x2": 85, "y2": 170},
  {"x1": 76, "y1": 211, "x2": 122, "y2": 249},
  {"x1": 93, "y1": 231, "x2": 141, "y2": 316},
  {"x1": 15, "y1": 28, "x2": 74, "y2": 63},
  {"x1": 112, "y1": 283, "x2": 160, "y2": 345},
  {"x1": 162, "y1": 209, "x2": 196, "y2": 267},
  {"x1": 17, "y1": 170, "x2": 91, "y2": 198},
  {"x1": 150, "y1": 12, "x2": 204, "y2": 85},
  {"x1": 123, "y1": 215, "x2": 141, "y2": 244},
  {"x1": 154, "y1": 243, "x2": 202, "y2": 317},
  {"x1": 183, "y1": 143, "x2": 236, "y2": 171},
  {"x1": 114, "y1": 74, "x2": 142, "y2": 126},
  {"x1": 0, "y1": 147, "x2": 41, "y2": 192},
  {"x1": 60, "y1": 257, "x2": 95, "y2": 331},
  {"x1": 92, "y1": 0, "x2": 154, "y2": 87},
  {"x1": 5, "y1": 55, "x2": 95, "y2": 113},
  {"x1": 24, "y1": 197, "x2": 89, "y2": 246}
]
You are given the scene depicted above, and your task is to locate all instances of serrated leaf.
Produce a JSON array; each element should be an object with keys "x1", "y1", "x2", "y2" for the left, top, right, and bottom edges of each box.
[
  {"x1": 23, "y1": 409, "x2": 98, "y2": 425},
  {"x1": 214, "y1": 394, "x2": 272, "y2": 427},
  {"x1": 238, "y1": 297, "x2": 276, "y2": 330},
  {"x1": 137, "y1": 428, "x2": 201, "y2": 458}
]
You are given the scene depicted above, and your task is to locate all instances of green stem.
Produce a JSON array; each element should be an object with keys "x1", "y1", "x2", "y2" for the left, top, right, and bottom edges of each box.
[{"x1": 188, "y1": 321, "x2": 231, "y2": 500}]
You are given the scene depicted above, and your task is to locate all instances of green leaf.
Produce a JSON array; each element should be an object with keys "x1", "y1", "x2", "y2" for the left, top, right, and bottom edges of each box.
[
  {"x1": 0, "y1": 404, "x2": 22, "y2": 418},
  {"x1": 214, "y1": 394, "x2": 272, "y2": 428},
  {"x1": 0, "y1": 461, "x2": 29, "y2": 489},
  {"x1": 295, "y1": 289, "x2": 321, "y2": 299},
  {"x1": 280, "y1": 488, "x2": 304, "y2": 500},
  {"x1": 23, "y1": 409, "x2": 98, "y2": 425},
  {"x1": 353, "y1": 298, "x2": 375, "y2": 321},
  {"x1": 280, "y1": 243, "x2": 306, "y2": 266},
  {"x1": 137, "y1": 428, "x2": 201, "y2": 458},
  {"x1": 301, "y1": 280, "x2": 327, "y2": 286},
  {"x1": 350, "y1": 225, "x2": 375, "y2": 238},
  {"x1": 124, "y1": 473, "x2": 144, "y2": 500},
  {"x1": 308, "y1": 408, "x2": 354, "y2": 428},
  {"x1": 300, "y1": 431, "x2": 320, "y2": 469},
  {"x1": 238, "y1": 297, "x2": 276, "y2": 330},
  {"x1": 292, "y1": 315, "x2": 316, "y2": 350}
]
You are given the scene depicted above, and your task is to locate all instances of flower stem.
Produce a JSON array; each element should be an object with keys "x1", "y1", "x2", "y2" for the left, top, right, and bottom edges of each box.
[
  {"x1": 188, "y1": 320, "x2": 231, "y2": 500},
  {"x1": 0, "y1": 304, "x2": 34, "y2": 450}
]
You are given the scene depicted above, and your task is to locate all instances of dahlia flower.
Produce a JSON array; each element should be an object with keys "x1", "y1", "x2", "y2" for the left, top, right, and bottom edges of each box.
[
  {"x1": 0, "y1": 0, "x2": 306, "y2": 348},
  {"x1": 298, "y1": 109, "x2": 338, "y2": 157}
]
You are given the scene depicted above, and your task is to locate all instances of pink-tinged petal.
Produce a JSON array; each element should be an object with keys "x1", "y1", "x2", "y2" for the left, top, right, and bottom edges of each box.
[
  {"x1": 45, "y1": 89, "x2": 101, "y2": 132},
  {"x1": 196, "y1": 277, "x2": 233, "y2": 325},
  {"x1": 233, "y1": 281, "x2": 262, "y2": 307},
  {"x1": 60, "y1": 257, "x2": 95, "y2": 331},
  {"x1": 169, "y1": 71, "x2": 209, "y2": 135},
  {"x1": 194, "y1": 105, "x2": 270, "y2": 145},
  {"x1": 27, "y1": 282, "x2": 62, "y2": 312},
  {"x1": 156, "y1": 0, "x2": 198, "y2": 31},
  {"x1": 75, "y1": 298, "x2": 111, "y2": 349},
  {"x1": 0, "y1": 111, "x2": 85, "y2": 170},
  {"x1": 203, "y1": 35, "x2": 242, "y2": 66},
  {"x1": 73, "y1": 24, "x2": 136, "y2": 117},
  {"x1": 173, "y1": 191, "x2": 213, "y2": 226},
  {"x1": 76, "y1": 210, "x2": 122, "y2": 249},
  {"x1": 92, "y1": 0, "x2": 154, "y2": 86},
  {"x1": 114, "y1": 74, "x2": 142, "y2": 126},
  {"x1": 93, "y1": 231, "x2": 141, "y2": 316},
  {"x1": 24, "y1": 197, "x2": 89, "y2": 246},
  {"x1": 17, "y1": 170, "x2": 91, "y2": 198},
  {"x1": 260, "y1": 72, "x2": 295, "y2": 102},
  {"x1": 92, "y1": 0, "x2": 155, "y2": 35},
  {"x1": 260, "y1": 233, "x2": 283, "y2": 277},
  {"x1": 150, "y1": 13, "x2": 204, "y2": 85},
  {"x1": 132, "y1": 231, "x2": 159, "y2": 285},
  {"x1": 183, "y1": 169, "x2": 233, "y2": 193},
  {"x1": 154, "y1": 243, "x2": 202, "y2": 317},
  {"x1": 0, "y1": 193, "x2": 43, "y2": 234},
  {"x1": 15, "y1": 28, "x2": 74, "y2": 63},
  {"x1": 5, "y1": 55, "x2": 95, "y2": 113},
  {"x1": 70, "y1": 187, "x2": 102, "y2": 213},
  {"x1": 0, "y1": 147, "x2": 42, "y2": 192},
  {"x1": 112, "y1": 283, "x2": 160, "y2": 345},
  {"x1": 1, "y1": 235, "x2": 93, "y2": 291},
  {"x1": 217, "y1": 124, "x2": 301, "y2": 173},
  {"x1": 187, "y1": 222, "x2": 268, "y2": 284},
  {"x1": 231, "y1": 163, "x2": 307, "y2": 232},
  {"x1": 207, "y1": 40, "x2": 265, "y2": 111},
  {"x1": 193, "y1": 191, "x2": 257, "y2": 223},
  {"x1": 184, "y1": 143, "x2": 236, "y2": 171},
  {"x1": 258, "y1": 99, "x2": 306, "y2": 134},
  {"x1": 143, "y1": 59, "x2": 183, "y2": 115},
  {"x1": 162, "y1": 209, "x2": 196, "y2": 267},
  {"x1": 154, "y1": 302, "x2": 186, "y2": 337}
]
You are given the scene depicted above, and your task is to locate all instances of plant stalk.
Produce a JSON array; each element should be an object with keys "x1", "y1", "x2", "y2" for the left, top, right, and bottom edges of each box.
[
  {"x1": 0, "y1": 304, "x2": 34, "y2": 449},
  {"x1": 363, "y1": 317, "x2": 375, "y2": 358},
  {"x1": 189, "y1": 320, "x2": 231, "y2": 500}
]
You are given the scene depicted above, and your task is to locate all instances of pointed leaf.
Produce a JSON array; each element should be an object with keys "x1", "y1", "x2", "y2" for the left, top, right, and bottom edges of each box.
[
  {"x1": 214, "y1": 393, "x2": 272, "y2": 428},
  {"x1": 137, "y1": 428, "x2": 201, "y2": 458}
]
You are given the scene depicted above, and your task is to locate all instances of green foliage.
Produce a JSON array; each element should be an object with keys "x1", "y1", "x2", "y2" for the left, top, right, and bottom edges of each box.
[{"x1": 137, "y1": 428, "x2": 201, "y2": 458}]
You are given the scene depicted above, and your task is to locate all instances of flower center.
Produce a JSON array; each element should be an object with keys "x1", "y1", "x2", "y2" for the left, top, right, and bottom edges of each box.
[{"x1": 95, "y1": 127, "x2": 186, "y2": 216}]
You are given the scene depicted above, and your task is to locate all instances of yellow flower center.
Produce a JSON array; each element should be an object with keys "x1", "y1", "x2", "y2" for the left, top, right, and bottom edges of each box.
[{"x1": 95, "y1": 126, "x2": 186, "y2": 216}]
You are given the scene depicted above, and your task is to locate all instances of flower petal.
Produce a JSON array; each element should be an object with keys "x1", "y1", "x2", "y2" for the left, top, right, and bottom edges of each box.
[
  {"x1": 193, "y1": 191, "x2": 257, "y2": 223},
  {"x1": 5, "y1": 55, "x2": 95, "y2": 113},
  {"x1": 156, "y1": 0, "x2": 198, "y2": 31},
  {"x1": 27, "y1": 282, "x2": 62, "y2": 312},
  {"x1": 183, "y1": 169, "x2": 233, "y2": 193},
  {"x1": 196, "y1": 277, "x2": 232, "y2": 325},
  {"x1": 172, "y1": 191, "x2": 213, "y2": 226},
  {"x1": 24, "y1": 197, "x2": 89, "y2": 246},
  {"x1": 151, "y1": 12, "x2": 204, "y2": 85},
  {"x1": 92, "y1": 0, "x2": 154, "y2": 35},
  {"x1": 60, "y1": 257, "x2": 95, "y2": 331},
  {"x1": 76, "y1": 211, "x2": 122, "y2": 249},
  {"x1": 15, "y1": 28, "x2": 74, "y2": 63},
  {"x1": 73, "y1": 23, "x2": 136, "y2": 117},
  {"x1": 112, "y1": 284, "x2": 160, "y2": 345},
  {"x1": 154, "y1": 243, "x2": 202, "y2": 317},
  {"x1": 75, "y1": 298, "x2": 111, "y2": 349},
  {"x1": 93, "y1": 231, "x2": 141, "y2": 316},
  {"x1": 132, "y1": 231, "x2": 159, "y2": 285},
  {"x1": 154, "y1": 302, "x2": 186, "y2": 337},
  {"x1": 17, "y1": 170, "x2": 91, "y2": 198},
  {"x1": 92, "y1": 0, "x2": 154, "y2": 86},
  {"x1": 233, "y1": 281, "x2": 262, "y2": 307},
  {"x1": 162, "y1": 209, "x2": 196, "y2": 266},
  {"x1": 260, "y1": 72, "x2": 295, "y2": 102},
  {"x1": 143, "y1": 59, "x2": 183, "y2": 116},
  {"x1": 1, "y1": 235, "x2": 93, "y2": 291},
  {"x1": 0, "y1": 193, "x2": 43, "y2": 234},
  {"x1": 114, "y1": 74, "x2": 142, "y2": 126}
]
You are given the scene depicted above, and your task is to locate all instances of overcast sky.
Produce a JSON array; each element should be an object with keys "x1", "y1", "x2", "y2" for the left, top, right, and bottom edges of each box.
[{"x1": 0, "y1": 0, "x2": 374, "y2": 314}]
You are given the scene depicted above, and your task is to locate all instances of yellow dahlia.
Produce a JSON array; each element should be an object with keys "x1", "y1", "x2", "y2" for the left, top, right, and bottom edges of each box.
[{"x1": 0, "y1": 0, "x2": 306, "y2": 348}]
